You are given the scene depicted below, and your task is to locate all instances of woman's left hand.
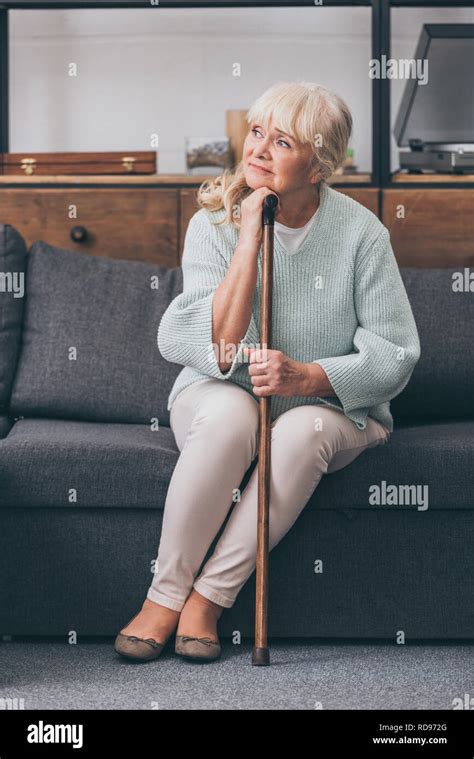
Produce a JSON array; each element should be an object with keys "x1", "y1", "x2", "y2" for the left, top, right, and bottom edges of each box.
[{"x1": 243, "y1": 347, "x2": 308, "y2": 397}]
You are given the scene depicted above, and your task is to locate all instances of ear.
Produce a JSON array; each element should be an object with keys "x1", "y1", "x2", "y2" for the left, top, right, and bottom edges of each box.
[
  {"x1": 309, "y1": 164, "x2": 323, "y2": 185},
  {"x1": 308, "y1": 157, "x2": 322, "y2": 185}
]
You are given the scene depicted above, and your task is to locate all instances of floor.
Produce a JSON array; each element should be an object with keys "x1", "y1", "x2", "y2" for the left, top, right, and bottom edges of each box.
[{"x1": 1, "y1": 637, "x2": 473, "y2": 710}]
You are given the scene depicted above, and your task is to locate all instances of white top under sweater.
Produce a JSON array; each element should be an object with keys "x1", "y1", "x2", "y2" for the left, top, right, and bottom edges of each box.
[{"x1": 274, "y1": 209, "x2": 319, "y2": 255}]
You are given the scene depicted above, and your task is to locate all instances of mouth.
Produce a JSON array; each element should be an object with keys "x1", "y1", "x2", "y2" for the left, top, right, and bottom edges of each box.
[{"x1": 249, "y1": 163, "x2": 273, "y2": 174}]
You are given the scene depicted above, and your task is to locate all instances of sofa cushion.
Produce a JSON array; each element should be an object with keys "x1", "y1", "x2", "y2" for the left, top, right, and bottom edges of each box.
[
  {"x1": 0, "y1": 417, "x2": 177, "y2": 509},
  {"x1": 0, "y1": 225, "x2": 27, "y2": 412},
  {"x1": 9, "y1": 241, "x2": 183, "y2": 425},
  {"x1": 0, "y1": 417, "x2": 472, "y2": 510},
  {"x1": 392, "y1": 268, "x2": 474, "y2": 419},
  {"x1": 316, "y1": 417, "x2": 473, "y2": 512}
]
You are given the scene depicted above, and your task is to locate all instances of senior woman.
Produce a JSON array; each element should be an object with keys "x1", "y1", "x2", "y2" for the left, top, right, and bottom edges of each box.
[{"x1": 115, "y1": 81, "x2": 421, "y2": 663}]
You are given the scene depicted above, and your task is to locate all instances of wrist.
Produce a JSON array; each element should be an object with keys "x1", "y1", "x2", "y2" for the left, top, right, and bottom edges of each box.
[
  {"x1": 236, "y1": 236, "x2": 260, "y2": 256},
  {"x1": 300, "y1": 362, "x2": 319, "y2": 396},
  {"x1": 305, "y1": 362, "x2": 337, "y2": 398}
]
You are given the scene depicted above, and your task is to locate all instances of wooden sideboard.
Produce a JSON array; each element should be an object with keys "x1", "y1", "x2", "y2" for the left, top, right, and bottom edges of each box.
[
  {"x1": 0, "y1": 186, "x2": 180, "y2": 268},
  {"x1": 383, "y1": 189, "x2": 474, "y2": 267},
  {"x1": 0, "y1": 174, "x2": 472, "y2": 267}
]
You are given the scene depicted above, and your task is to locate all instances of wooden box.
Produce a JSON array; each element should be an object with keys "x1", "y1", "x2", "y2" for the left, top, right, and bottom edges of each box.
[{"x1": 0, "y1": 151, "x2": 157, "y2": 176}]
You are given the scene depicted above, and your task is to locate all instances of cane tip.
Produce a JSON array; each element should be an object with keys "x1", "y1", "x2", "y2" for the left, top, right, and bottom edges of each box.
[{"x1": 251, "y1": 647, "x2": 270, "y2": 666}]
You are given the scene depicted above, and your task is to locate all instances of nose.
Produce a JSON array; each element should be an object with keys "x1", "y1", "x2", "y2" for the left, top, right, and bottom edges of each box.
[
  {"x1": 255, "y1": 142, "x2": 270, "y2": 158},
  {"x1": 253, "y1": 133, "x2": 272, "y2": 158}
]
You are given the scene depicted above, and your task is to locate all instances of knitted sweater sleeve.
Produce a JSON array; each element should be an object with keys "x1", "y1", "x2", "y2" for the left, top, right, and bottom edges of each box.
[
  {"x1": 157, "y1": 210, "x2": 261, "y2": 379},
  {"x1": 315, "y1": 229, "x2": 421, "y2": 412}
]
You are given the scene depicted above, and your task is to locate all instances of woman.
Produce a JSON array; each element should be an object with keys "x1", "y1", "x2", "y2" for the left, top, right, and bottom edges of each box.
[{"x1": 115, "y1": 81, "x2": 421, "y2": 663}]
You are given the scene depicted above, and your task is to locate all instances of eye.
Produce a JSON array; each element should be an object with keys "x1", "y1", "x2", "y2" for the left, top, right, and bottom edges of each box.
[{"x1": 251, "y1": 127, "x2": 291, "y2": 148}]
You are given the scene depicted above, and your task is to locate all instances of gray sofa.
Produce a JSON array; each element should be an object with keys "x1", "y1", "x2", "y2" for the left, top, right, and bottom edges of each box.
[{"x1": 0, "y1": 223, "x2": 473, "y2": 640}]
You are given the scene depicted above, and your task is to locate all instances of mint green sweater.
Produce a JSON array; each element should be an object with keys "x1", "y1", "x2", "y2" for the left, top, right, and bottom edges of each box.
[{"x1": 158, "y1": 181, "x2": 421, "y2": 433}]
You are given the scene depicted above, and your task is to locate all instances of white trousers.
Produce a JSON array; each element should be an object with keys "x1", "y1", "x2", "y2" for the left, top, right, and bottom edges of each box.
[{"x1": 147, "y1": 378, "x2": 390, "y2": 611}]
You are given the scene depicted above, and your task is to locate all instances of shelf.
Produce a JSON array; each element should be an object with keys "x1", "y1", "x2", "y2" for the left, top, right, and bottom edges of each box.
[
  {"x1": 2, "y1": 2, "x2": 472, "y2": 188},
  {"x1": 391, "y1": 173, "x2": 474, "y2": 184},
  {"x1": 329, "y1": 173, "x2": 372, "y2": 184},
  {"x1": 0, "y1": 172, "x2": 372, "y2": 186}
]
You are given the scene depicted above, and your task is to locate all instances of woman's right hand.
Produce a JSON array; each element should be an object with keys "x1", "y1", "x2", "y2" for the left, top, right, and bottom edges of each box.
[{"x1": 237, "y1": 187, "x2": 280, "y2": 251}]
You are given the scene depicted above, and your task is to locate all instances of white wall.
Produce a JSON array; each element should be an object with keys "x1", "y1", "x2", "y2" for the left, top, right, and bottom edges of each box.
[{"x1": 9, "y1": 5, "x2": 473, "y2": 175}]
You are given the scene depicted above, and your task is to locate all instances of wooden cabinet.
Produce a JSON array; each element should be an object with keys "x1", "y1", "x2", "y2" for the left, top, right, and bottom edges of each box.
[
  {"x1": 383, "y1": 189, "x2": 474, "y2": 267},
  {"x1": 179, "y1": 188, "x2": 201, "y2": 260},
  {"x1": 2, "y1": 176, "x2": 471, "y2": 268},
  {"x1": 0, "y1": 187, "x2": 179, "y2": 266}
]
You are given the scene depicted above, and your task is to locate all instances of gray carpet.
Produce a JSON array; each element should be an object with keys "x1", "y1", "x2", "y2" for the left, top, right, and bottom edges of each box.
[{"x1": 1, "y1": 638, "x2": 472, "y2": 710}]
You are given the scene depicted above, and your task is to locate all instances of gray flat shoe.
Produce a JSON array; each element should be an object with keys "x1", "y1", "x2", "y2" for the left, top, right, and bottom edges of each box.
[
  {"x1": 175, "y1": 635, "x2": 221, "y2": 661},
  {"x1": 114, "y1": 633, "x2": 166, "y2": 661},
  {"x1": 114, "y1": 607, "x2": 169, "y2": 661}
]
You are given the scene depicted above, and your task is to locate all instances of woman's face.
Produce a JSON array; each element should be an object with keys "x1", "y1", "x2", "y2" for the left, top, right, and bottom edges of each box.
[{"x1": 242, "y1": 118, "x2": 319, "y2": 195}]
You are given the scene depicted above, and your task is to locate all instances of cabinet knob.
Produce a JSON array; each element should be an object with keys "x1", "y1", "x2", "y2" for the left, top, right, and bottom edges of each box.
[{"x1": 70, "y1": 226, "x2": 88, "y2": 243}]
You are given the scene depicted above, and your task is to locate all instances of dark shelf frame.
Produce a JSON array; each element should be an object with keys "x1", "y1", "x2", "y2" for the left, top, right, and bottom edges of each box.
[{"x1": 0, "y1": 0, "x2": 473, "y2": 189}]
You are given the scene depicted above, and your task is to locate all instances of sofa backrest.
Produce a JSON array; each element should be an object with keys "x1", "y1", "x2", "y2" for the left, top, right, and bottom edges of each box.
[
  {"x1": 0, "y1": 225, "x2": 26, "y2": 413},
  {"x1": 391, "y1": 267, "x2": 473, "y2": 419},
  {"x1": 5, "y1": 233, "x2": 473, "y2": 426},
  {"x1": 9, "y1": 240, "x2": 183, "y2": 427}
]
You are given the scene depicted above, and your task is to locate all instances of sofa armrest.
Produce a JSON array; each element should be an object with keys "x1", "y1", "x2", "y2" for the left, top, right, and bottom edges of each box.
[{"x1": 0, "y1": 415, "x2": 13, "y2": 439}]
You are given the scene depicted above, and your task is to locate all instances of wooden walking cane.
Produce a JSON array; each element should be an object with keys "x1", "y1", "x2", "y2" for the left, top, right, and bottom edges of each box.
[{"x1": 252, "y1": 192, "x2": 279, "y2": 667}]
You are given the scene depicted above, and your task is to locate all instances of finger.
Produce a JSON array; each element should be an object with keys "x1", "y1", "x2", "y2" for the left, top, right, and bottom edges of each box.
[
  {"x1": 250, "y1": 373, "x2": 270, "y2": 386},
  {"x1": 252, "y1": 385, "x2": 272, "y2": 397},
  {"x1": 248, "y1": 360, "x2": 269, "y2": 376},
  {"x1": 243, "y1": 346, "x2": 269, "y2": 368},
  {"x1": 255, "y1": 347, "x2": 270, "y2": 363}
]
